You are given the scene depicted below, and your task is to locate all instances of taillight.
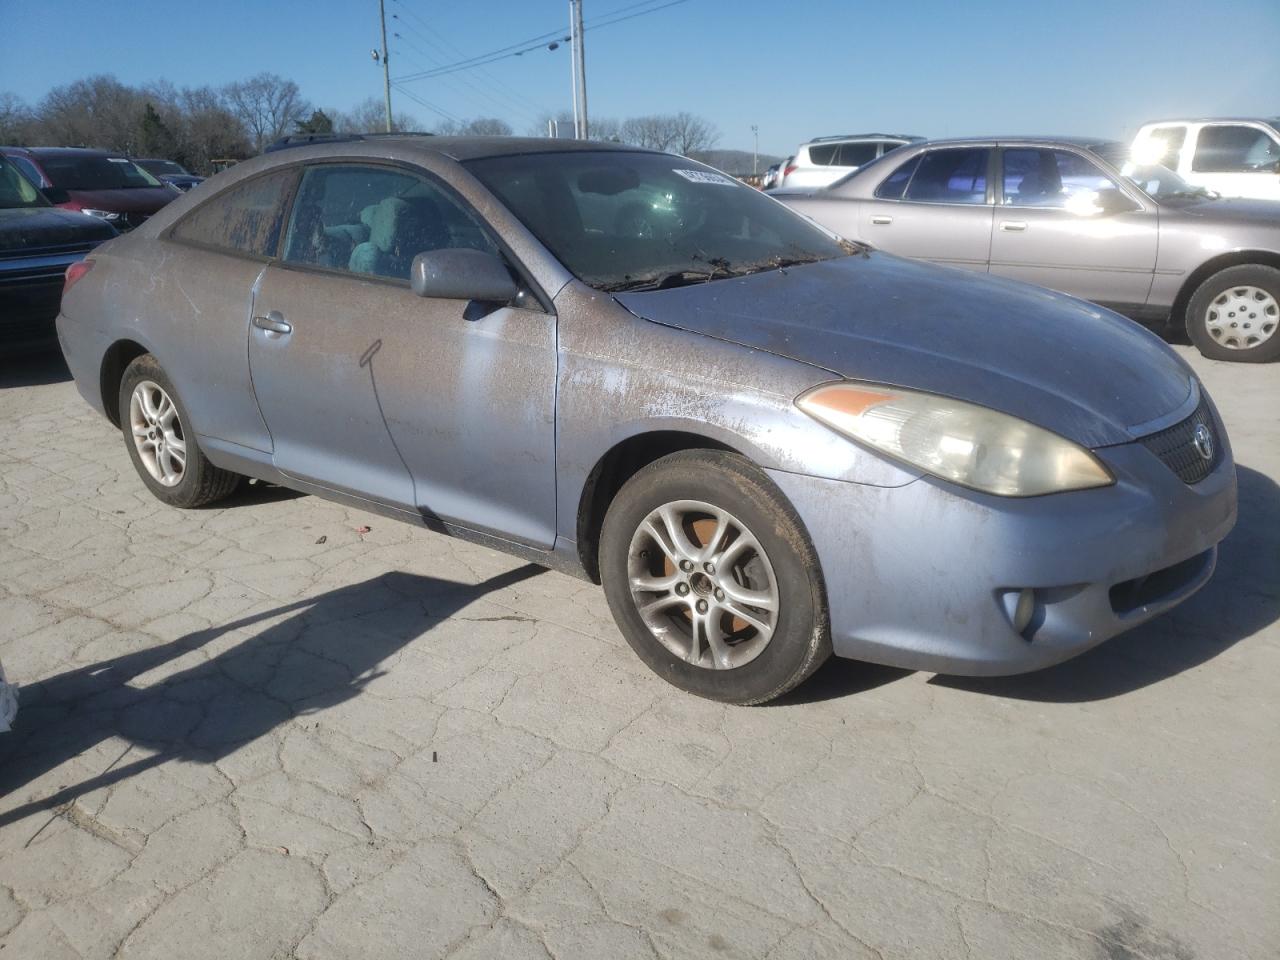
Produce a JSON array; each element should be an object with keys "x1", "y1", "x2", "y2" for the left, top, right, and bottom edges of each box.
[
  {"x1": 784, "y1": 163, "x2": 798, "y2": 177},
  {"x1": 64, "y1": 259, "x2": 94, "y2": 296}
]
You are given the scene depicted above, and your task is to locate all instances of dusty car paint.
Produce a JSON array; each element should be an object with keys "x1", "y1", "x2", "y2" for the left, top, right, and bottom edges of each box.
[{"x1": 57, "y1": 136, "x2": 1238, "y2": 677}]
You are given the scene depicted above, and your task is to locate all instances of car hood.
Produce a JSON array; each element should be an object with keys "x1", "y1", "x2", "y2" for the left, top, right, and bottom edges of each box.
[
  {"x1": 0, "y1": 205, "x2": 118, "y2": 252},
  {"x1": 65, "y1": 187, "x2": 177, "y2": 214},
  {"x1": 613, "y1": 254, "x2": 1194, "y2": 448}
]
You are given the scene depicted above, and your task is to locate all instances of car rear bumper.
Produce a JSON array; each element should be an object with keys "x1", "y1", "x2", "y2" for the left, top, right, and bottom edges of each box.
[
  {"x1": 766, "y1": 419, "x2": 1237, "y2": 676},
  {"x1": 0, "y1": 254, "x2": 84, "y2": 351}
]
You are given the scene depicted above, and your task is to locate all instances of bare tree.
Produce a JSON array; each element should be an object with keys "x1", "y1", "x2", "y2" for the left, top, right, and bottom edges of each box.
[
  {"x1": 223, "y1": 73, "x2": 308, "y2": 152},
  {"x1": 0, "y1": 92, "x2": 36, "y2": 145},
  {"x1": 330, "y1": 97, "x2": 419, "y2": 134},
  {"x1": 178, "y1": 86, "x2": 251, "y2": 172},
  {"x1": 669, "y1": 112, "x2": 719, "y2": 156},
  {"x1": 619, "y1": 112, "x2": 718, "y2": 155},
  {"x1": 529, "y1": 110, "x2": 620, "y2": 141},
  {"x1": 31, "y1": 75, "x2": 146, "y2": 151},
  {"x1": 434, "y1": 117, "x2": 513, "y2": 137},
  {"x1": 619, "y1": 115, "x2": 676, "y2": 151}
]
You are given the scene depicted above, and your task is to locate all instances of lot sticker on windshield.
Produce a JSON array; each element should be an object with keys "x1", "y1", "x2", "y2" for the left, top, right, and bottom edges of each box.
[{"x1": 672, "y1": 169, "x2": 737, "y2": 186}]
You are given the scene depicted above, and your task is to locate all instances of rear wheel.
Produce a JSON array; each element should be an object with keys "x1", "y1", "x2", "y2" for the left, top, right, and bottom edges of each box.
[
  {"x1": 600, "y1": 450, "x2": 830, "y2": 704},
  {"x1": 1185, "y1": 264, "x2": 1280, "y2": 362},
  {"x1": 119, "y1": 354, "x2": 240, "y2": 508}
]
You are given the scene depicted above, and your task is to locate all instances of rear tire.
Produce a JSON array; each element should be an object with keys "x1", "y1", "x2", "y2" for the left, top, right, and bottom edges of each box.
[
  {"x1": 118, "y1": 354, "x2": 240, "y2": 508},
  {"x1": 600, "y1": 450, "x2": 830, "y2": 704},
  {"x1": 1185, "y1": 264, "x2": 1280, "y2": 362}
]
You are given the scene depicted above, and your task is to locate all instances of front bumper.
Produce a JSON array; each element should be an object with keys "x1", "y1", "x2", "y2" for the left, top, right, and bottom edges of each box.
[{"x1": 767, "y1": 417, "x2": 1237, "y2": 676}]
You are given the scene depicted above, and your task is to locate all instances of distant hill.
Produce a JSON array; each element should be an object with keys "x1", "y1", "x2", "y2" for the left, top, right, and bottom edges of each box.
[{"x1": 689, "y1": 148, "x2": 784, "y2": 175}]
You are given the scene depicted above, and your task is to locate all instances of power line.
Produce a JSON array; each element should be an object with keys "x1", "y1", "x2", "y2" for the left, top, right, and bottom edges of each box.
[
  {"x1": 392, "y1": 32, "x2": 542, "y2": 126},
  {"x1": 390, "y1": 16, "x2": 545, "y2": 124},
  {"x1": 391, "y1": 1, "x2": 547, "y2": 116},
  {"x1": 389, "y1": 82, "x2": 463, "y2": 124},
  {"x1": 393, "y1": 0, "x2": 689, "y2": 84}
]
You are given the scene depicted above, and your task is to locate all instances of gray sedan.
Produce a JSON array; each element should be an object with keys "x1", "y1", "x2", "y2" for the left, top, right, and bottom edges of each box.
[
  {"x1": 57, "y1": 136, "x2": 1236, "y2": 703},
  {"x1": 778, "y1": 137, "x2": 1280, "y2": 362}
]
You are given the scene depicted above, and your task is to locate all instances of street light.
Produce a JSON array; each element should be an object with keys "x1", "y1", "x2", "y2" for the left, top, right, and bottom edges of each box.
[{"x1": 751, "y1": 125, "x2": 759, "y2": 175}]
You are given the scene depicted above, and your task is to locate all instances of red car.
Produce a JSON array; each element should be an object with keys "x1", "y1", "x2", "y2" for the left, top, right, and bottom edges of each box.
[{"x1": 1, "y1": 146, "x2": 178, "y2": 231}]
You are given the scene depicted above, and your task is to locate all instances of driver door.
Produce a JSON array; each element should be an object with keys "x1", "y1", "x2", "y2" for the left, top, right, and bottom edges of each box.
[{"x1": 247, "y1": 162, "x2": 558, "y2": 547}]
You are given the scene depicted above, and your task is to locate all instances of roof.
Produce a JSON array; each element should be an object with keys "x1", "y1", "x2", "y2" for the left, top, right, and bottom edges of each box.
[
  {"x1": 805, "y1": 133, "x2": 922, "y2": 144},
  {"x1": 262, "y1": 133, "x2": 653, "y2": 162},
  {"x1": 1140, "y1": 117, "x2": 1280, "y2": 126},
  {"x1": 18, "y1": 146, "x2": 119, "y2": 158}
]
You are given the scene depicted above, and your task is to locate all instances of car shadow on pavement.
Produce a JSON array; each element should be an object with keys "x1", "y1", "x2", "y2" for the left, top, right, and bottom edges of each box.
[
  {"x1": 0, "y1": 348, "x2": 72, "y2": 388},
  {"x1": 0, "y1": 564, "x2": 545, "y2": 830},
  {"x1": 784, "y1": 465, "x2": 1278, "y2": 706},
  {"x1": 933, "y1": 464, "x2": 1278, "y2": 703}
]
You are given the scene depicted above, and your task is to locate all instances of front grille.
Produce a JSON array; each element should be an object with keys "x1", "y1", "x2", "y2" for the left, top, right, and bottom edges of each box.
[
  {"x1": 1139, "y1": 398, "x2": 1221, "y2": 484},
  {"x1": 118, "y1": 212, "x2": 150, "y2": 231}
]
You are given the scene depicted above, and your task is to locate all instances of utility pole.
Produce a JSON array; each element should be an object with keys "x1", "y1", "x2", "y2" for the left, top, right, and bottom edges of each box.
[
  {"x1": 570, "y1": 0, "x2": 588, "y2": 139},
  {"x1": 378, "y1": 0, "x2": 393, "y2": 132},
  {"x1": 751, "y1": 125, "x2": 759, "y2": 174}
]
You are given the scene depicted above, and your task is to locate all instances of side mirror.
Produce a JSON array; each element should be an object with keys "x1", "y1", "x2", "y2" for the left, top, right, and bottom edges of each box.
[
  {"x1": 40, "y1": 186, "x2": 70, "y2": 204},
  {"x1": 1094, "y1": 187, "x2": 1138, "y2": 215},
  {"x1": 410, "y1": 248, "x2": 518, "y2": 303}
]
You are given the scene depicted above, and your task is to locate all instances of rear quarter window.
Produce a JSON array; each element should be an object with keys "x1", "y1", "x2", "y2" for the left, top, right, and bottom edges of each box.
[{"x1": 169, "y1": 168, "x2": 297, "y2": 258}]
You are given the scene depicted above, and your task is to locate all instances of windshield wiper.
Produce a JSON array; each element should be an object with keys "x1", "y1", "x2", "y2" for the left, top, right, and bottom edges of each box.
[{"x1": 599, "y1": 269, "x2": 724, "y2": 293}]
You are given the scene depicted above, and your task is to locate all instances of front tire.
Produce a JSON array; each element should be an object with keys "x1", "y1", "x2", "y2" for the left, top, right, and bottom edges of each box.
[
  {"x1": 118, "y1": 354, "x2": 240, "y2": 508},
  {"x1": 600, "y1": 450, "x2": 830, "y2": 704},
  {"x1": 1185, "y1": 264, "x2": 1280, "y2": 362}
]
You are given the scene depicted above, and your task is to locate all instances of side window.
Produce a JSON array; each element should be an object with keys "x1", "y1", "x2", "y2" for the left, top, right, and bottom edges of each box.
[
  {"x1": 903, "y1": 149, "x2": 989, "y2": 204},
  {"x1": 9, "y1": 156, "x2": 45, "y2": 187},
  {"x1": 806, "y1": 144, "x2": 839, "y2": 166},
  {"x1": 1145, "y1": 126, "x2": 1186, "y2": 165},
  {"x1": 170, "y1": 169, "x2": 296, "y2": 257},
  {"x1": 1001, "y1": 149, "x2": 1120, "y2": 208},
  {"x1": 836, "y1": 142, "x2": 878, "y2": 167},
  {"x1": 1192, "y1": 125, "x2": 1280, "y2": 172},
  {"x1": 875, "y1": 155, "x2": 921, "y2": 200},
  {"x1": 282, "y1": 164, "x2": 497, "y2": 281}
]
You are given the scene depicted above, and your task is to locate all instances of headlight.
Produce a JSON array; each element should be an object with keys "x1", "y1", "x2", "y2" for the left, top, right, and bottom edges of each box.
[
  {"x1": 81, "y1": 209, "x2": 122, "y2": 221},
  {"x1": 797, "y1": 381, "x2": 1113, "y2": 497}
]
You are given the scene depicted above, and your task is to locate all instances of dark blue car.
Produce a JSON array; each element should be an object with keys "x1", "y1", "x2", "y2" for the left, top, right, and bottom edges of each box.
[{"x1": 0, "y1": 155, "x2": 116, "y2": 353}]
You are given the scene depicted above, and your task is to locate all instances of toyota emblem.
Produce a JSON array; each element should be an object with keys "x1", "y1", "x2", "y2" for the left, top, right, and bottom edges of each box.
[{"x1": 1192, "y1": 423, "x2": 1214, "y2": 462}]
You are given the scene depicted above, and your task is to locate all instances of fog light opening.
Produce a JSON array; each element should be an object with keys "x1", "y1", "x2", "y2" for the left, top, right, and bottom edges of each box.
[{"x1": 1012, "y1": 588, "x2": 1036, "y2": 634}]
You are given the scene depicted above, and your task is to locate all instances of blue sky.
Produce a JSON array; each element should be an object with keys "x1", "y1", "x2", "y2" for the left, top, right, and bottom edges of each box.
[{"x1": 4, "y1": 0, "x2": 1278, "y2": 156}]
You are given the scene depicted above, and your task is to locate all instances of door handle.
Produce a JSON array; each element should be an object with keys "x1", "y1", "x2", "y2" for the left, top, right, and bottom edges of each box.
[
  {"x1": 999, "y1": 221, "x2": 1028, "y2": 232},
  {"x1": 252, "y1": 311, "x2": 292, "y2": 335},
  {"x1": 870, "y1": 215, "x2": 893, "y2": 225}
]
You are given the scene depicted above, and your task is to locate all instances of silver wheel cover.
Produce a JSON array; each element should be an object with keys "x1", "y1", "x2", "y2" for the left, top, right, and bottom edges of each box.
[
  {"x1": 129, "y1": 380, "x2": 187, "y2": 487},
  {"x1": 626, "y1": 499, "x2": 779, "y2": 670},
  {"x1": 1204, "y1": 285, "x2": 1278, "y2": 350}
]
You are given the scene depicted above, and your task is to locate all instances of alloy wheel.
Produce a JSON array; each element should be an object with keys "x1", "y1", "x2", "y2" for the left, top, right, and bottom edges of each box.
[
  {"x1": 626, "y1": 499, "x2": 779, "y2": 670},
  {"x1": 129, "y1": 380, "x2": 187, "y2": 487}
]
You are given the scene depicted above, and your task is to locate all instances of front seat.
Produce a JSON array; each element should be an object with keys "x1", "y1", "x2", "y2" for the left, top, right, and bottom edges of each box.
[{"x1": 349, "y1": 196, "x2": 448, "y2": 279}]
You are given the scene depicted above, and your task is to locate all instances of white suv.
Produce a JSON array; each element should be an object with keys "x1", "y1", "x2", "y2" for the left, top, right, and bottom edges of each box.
[
  {"x1": 777, "y1": 134, "x2": 921, "y2": 191},
  {"x1": 1132, "y1": 119, "x2": 1280, "y2": 200}
]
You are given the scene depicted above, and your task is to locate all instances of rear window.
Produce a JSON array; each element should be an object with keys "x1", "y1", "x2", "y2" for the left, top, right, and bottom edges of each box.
[
  {"x1": 39, "y1": 155, "x2": 161, "y2": 190},
  {"x1": 903, "y1": 148, "x2": 990, "y2": 204},
  {"x1": 170, "y1": 169, "x2": 297, "y2": 257},
  {"x1": 836, "y1": 142, "x2": 878, "y2": 167},
  {"x1": 806, "y1": 144, "x2": 839, "y2": 165},
  {"x1": 875, "y1": 155, "x2": 921, "y2": 199}
]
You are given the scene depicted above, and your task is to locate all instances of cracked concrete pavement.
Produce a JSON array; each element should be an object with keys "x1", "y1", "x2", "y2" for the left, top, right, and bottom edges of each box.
[{"x1": 0, "y1": 346, "x2": 1276, "y2": 960}]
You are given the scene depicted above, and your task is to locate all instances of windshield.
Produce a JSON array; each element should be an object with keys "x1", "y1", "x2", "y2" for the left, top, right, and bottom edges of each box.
[
  {"x1": 1090, "y1": 144, "x2": 1214, "y2": 201},
  {"x1": 465, "y1": 151, "x2": 854, "y2": 291},
  {"x1": 39, "y1": 155, "x2": 163, "y2": 190},
  {"x1": 137, "y1": 159, "x2": 189, "y2": 177},
  {"x1": 0, "y1": 157, "x2": 48, "y2": 210}
]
